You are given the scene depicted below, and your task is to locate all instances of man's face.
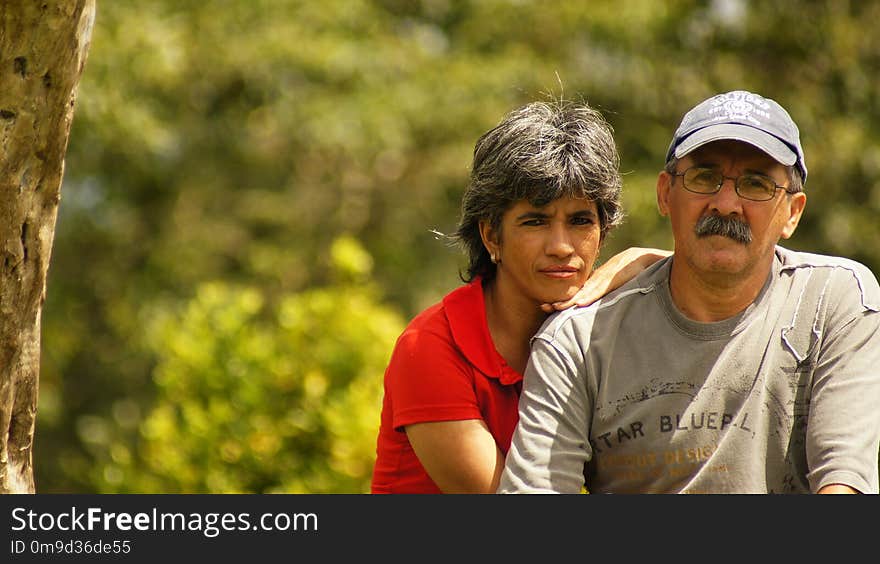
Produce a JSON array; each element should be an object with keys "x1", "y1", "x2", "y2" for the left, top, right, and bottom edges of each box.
[
  {"x1": 656, "y1": 140, "x2": 807, "y2": 282},
  {"x1": 481, "y1": 196, "x2": 602, "y2": 306}
]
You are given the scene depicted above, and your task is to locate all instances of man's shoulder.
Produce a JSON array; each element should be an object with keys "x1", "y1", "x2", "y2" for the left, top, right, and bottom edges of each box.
[
  {"x1": 534, "y1": 256, "x2": 671, "y2": 343},
  {"x1": 778, "y1": 245, "x2": 875, "y2": 272},
  {"x1": 776, "y1": 246, "x2": 880, "y2": 311}
]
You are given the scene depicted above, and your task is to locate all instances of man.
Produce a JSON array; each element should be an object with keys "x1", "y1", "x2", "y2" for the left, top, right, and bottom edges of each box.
[{"x1": 498, "y1": 90, "x2": 880, "y2": 494}]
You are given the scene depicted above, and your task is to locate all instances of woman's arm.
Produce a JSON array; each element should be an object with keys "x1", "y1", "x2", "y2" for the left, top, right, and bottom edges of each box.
[
  {"x1": 817, "y1": 484, "x2": 858, "y2": 494},
  {"x1": 405, "y1": 419, "x2": 505, "y2": 494},
  {"x1": 542, "y1": 247, "x2": 671, "y2": 312}
]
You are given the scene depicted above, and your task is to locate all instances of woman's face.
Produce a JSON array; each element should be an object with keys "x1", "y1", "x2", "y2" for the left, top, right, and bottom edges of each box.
[{"x1": 482, "y1": 196, "x2": 602, "y2": 306}]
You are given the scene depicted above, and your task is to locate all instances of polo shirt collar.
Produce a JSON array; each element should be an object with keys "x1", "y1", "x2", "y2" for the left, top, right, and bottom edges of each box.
[{"x1": 443, "y1": 277, "x2": 523, "y2": 386}]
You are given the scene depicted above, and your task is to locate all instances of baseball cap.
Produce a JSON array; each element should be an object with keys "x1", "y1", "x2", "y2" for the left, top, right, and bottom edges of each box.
[{"x1": 665, "y1": 90, "x2": 807, "y2": 183}]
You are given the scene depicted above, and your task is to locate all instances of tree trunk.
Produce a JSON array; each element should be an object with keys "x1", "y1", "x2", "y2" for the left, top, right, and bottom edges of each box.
[{"x1": 0, "y1": 0, "x2": 95, "y2": 493}]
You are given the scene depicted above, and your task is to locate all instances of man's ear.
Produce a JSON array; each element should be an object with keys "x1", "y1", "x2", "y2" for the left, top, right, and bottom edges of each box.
[
  {"x1": 781, "y1": 192, "x2": 807, "y2": 239},
  {"x1": 657, "y1": 171, "x2": 672, "y2": 217}
]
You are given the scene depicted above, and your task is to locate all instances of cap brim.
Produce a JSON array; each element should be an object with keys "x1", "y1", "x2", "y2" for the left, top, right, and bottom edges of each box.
[{"x1": 673, "y1": 123, "x2": 797, "y2": 166}]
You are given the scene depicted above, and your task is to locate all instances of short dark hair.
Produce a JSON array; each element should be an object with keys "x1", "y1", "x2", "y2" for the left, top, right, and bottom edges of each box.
[{"x1": 452, "y1": 99, "x2": 624, "y2": 282}]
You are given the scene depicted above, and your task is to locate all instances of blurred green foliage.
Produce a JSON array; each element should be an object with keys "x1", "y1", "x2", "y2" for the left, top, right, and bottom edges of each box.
[
  {"x1": 36, "y1": 0, "x2": 880, "y2": 492},
  {"x1": 83, "y1": 236, "x2": 404, "y2": 493}
]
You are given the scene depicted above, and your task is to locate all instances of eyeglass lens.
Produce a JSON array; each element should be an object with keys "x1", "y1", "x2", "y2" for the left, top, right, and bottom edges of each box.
[{"x1": 683, "y1": 167, "x2": 778, "y2": 201}]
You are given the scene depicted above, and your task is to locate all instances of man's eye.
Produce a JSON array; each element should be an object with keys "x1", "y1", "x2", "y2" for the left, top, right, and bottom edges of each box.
[
  {"x1": 692, "y1": 169, "x2": 719, "y2": 184},
  {"x1": 572, "y1": 216, "x2": 595, "y2": 225},
  {"x1": 740, "y1": 176, "x2": 774, "y2": 192}
]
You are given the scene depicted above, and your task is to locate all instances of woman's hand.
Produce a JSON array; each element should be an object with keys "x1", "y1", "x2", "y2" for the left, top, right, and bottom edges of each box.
[{"x1": 541, "y1": 247, "x2": 671, "y2": 312}]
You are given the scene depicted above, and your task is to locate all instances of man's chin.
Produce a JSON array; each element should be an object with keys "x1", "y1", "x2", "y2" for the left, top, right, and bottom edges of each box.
[{"x1": 696, "y1": 253, "x2": 750, "y2": 277}]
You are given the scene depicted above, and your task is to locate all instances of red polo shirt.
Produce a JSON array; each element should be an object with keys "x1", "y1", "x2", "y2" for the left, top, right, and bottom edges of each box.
[{"x1": 370, "y1": 277, "x2": 524, "y2": 493}]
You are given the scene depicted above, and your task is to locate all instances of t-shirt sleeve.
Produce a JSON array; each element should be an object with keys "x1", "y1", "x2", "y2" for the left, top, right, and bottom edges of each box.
[
  {"x1": 499, "y1": 326, "x2": 591, "y2": 494},
  {"x1": 806, "y1": 266, "x2": 880, "y2": 493},
  {"x1": 385, "y1": 327, "x2": 482, "y2": 432}
]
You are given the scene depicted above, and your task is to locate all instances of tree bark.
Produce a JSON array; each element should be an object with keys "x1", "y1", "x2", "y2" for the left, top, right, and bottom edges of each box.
[{"x1": 0, "y1": 0, "x2": 95, "y2": 493}]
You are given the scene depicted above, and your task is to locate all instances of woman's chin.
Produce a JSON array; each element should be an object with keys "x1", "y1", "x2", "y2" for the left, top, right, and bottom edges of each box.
[{"x1": 538, "y1": 287, "x2": 580, "y2": 306}]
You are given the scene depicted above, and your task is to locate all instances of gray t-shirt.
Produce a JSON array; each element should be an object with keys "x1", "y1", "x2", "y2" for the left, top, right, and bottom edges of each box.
[{"x1": 499, "y1": 246, "x2": 880, "y2": 494}]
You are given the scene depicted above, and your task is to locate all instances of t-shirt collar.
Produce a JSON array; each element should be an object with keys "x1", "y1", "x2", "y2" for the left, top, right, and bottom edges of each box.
[{"x1": 443, "y1": 277, "x2": 522, "y2": 385}]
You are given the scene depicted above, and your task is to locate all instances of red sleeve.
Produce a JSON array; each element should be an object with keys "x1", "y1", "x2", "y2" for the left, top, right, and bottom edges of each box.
[{"x1": 386, "y1": 322, "x2": 483, "y2": 431}]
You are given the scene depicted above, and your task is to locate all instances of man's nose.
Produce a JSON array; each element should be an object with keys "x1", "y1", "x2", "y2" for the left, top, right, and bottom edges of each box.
[{"x1": 708, "y1": 176, "x2": 744, "y2": 215}]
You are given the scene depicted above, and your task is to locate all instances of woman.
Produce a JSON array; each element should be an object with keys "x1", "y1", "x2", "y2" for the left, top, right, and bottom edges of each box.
[{"x1": 370, "y1": 99, "x2": 668, "y2": 493}]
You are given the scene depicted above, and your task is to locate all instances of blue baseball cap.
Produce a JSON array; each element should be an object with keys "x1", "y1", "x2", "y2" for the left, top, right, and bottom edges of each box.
[{"x1": 665, "y1": 90, "x2": 807, "y2": 183}]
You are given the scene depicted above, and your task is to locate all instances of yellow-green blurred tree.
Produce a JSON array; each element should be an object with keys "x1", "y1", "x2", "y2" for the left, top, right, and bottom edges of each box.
[{"x1": 98, "y1": 237, "x2": 404, "y2": 493}]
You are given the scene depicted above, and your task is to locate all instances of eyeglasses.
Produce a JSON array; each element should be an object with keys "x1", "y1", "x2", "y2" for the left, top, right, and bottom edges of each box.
[{"x1": 672, "y1": 166, "x2": 798, "y2": 202}]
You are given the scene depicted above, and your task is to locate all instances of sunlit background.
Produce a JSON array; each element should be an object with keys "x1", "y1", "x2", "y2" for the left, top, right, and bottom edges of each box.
[{"x1": 36, "y1": 0, "x2": 880, "y2": 492}]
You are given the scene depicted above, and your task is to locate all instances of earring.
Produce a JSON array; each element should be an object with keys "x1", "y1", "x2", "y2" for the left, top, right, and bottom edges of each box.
[{"x1": 490, "y1": 253, "x2": 498, "y2": 264}]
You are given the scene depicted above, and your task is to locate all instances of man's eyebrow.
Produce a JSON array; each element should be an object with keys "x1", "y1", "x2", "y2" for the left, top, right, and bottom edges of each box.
[{"x1": 692, "y1": 161, "x2": 775, "y2": 176}]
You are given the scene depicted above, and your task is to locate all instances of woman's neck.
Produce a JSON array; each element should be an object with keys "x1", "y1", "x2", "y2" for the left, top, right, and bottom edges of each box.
[{"x1": 482, "y1": 278, "x2": 548, "y2": 374}]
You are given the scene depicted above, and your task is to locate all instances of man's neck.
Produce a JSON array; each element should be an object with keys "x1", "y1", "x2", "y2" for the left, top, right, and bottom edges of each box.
[{"x1": 668, "y1": 256, "x2": 773, "y2": 322}]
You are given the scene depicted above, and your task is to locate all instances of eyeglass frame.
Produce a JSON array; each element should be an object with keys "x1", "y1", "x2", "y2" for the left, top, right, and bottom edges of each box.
[{"x1": 670, "y1": 165, "x2": 801, "y2": 202}]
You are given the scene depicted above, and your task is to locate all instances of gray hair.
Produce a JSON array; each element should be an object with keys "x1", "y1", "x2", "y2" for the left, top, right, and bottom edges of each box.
[{"x1": 452, "y1": 99, "x2": 624, "y2": 282}]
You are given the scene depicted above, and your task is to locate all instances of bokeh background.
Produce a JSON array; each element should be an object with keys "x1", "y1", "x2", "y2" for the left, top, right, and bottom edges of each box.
[{"x1": 36, "y1": 0, "x2": 880, "y2": 492}]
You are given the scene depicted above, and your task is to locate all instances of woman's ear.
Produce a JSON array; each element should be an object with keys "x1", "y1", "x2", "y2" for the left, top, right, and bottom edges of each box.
[{"x1": 479, "y1": 219, "x2": 500, "y2": 262}]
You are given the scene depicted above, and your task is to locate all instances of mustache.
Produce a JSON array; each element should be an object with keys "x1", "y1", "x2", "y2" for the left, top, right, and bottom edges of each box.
[{"x1": 694, "y1": 215, "x2": 752, "y2": 244}]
